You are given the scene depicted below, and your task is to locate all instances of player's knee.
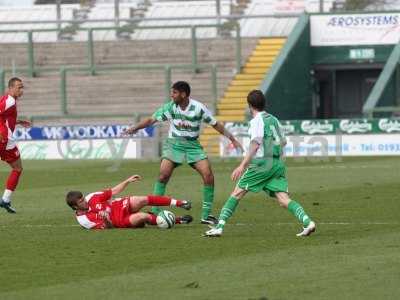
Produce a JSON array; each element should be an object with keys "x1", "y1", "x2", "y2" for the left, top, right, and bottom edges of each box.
[
  {"x1": 14, "y1": 166, "x2": 23, "y2": 172},
  {"x1": 203, "y1": 172, "x2": 214, "y2": 184},
  {"x1": 158, "y1": 173, "x2": 171, "y2": 183}
]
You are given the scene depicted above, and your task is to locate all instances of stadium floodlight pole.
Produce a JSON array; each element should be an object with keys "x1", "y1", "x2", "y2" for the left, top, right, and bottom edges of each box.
[{"x1": 319, "y1": 0, "x2": 324, "y2": 12}]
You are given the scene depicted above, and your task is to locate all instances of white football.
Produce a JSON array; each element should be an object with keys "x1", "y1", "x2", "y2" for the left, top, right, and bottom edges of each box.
[{"x1": 156, "y1": 210, "x2": 176, "y2": 229}]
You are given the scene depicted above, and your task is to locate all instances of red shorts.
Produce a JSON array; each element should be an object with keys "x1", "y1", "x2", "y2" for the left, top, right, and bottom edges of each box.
[
  {"x1": 110, "y1": 198, "x2": 132, "y2": 228},
  {"x1": 0, "y1": 146, "x2": 20, "y2": 163}
]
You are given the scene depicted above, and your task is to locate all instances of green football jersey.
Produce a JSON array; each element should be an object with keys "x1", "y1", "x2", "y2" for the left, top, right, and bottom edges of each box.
[
  {"x1": 248, "y1": 111, "x2": 286, "y2": 162},
  {"x1": 152, "y1": 99, "x2": 217, "y2": 140}
]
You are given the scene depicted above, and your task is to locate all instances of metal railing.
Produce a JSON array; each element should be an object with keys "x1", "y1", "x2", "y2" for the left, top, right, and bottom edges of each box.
[
  {"x1": 0, "y1": 23, "x2": 242, "y2": 77},
  {"x1": 0, "y1": 62, "x2": 218, "y2": 121}
]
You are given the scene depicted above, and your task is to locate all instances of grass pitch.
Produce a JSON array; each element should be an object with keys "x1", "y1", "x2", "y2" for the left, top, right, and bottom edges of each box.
[{"x1": 0, "y1": 157, "x2": 399, "y2": 300}]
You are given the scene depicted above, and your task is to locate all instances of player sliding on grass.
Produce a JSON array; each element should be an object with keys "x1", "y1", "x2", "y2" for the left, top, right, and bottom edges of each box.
[
  {"x1": 0, "y1": 78, "x2": 31, "y2": 214},
  {"x1": 66, "y1": 175, "x2": 192, "y2": 229},
  {"x1": 123, "y1": 81, "x2": 243, "y2": 225},
  {"x1": 205, "y1": 90, "x2": 316, "y2": 237}
]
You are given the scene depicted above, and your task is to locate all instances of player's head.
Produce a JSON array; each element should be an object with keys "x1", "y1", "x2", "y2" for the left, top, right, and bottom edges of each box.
[
  {"x1": 66, "y1": 191, "x2": 86, "y2": 211},
  {"x1": 170, "y1": 81, "x2": 191, "y2": 104},
  {"x1": 247, "y1": 90, "x2": 265, "y2": 112},
  {"x1": 8, "y1": 77, "x2": 24, "y2": 98}
]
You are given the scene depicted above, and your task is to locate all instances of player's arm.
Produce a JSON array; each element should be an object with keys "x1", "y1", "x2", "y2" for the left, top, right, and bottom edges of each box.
[
  {"x1": 123, "y1": 103, "x2": 171, "y2": 136},
  {"x1": 110, "y1": 175, "x2": 142, "y2": 196},
  {"x1": 123, "y1": 117, "x2": 157, "y2": 136},
  {"x1": 212, "y1": 121, "x2": 244, "y2": 152},
  {"x1": 231, "y1": 140, "x2": 260, "y2": 181}
]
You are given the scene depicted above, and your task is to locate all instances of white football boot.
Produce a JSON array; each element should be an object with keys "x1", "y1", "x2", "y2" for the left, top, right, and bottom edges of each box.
[
  {"x1": 296, "y1": 221, "x2": 316, "y2": 237},
  {"x1": 204, "y1": 226, "x2": 223, "y2": 237}
]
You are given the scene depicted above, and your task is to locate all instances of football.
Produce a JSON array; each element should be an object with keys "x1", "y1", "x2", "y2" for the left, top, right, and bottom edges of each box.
[{"x1": 156, "y1": 210, "x2": 176, "y2": 229}]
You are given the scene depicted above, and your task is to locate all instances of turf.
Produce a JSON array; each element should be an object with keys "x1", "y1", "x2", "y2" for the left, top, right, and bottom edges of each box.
[{"x1": 0, "y1": 157, "x2": 399, "y2": 300}]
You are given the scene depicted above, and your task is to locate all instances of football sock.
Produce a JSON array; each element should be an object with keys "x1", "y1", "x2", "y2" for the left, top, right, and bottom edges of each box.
[
  {"x1": 6, "y1": 169, "x2": 22, "y2": 191},
  {"x1": 151, "y1": 181, "x2": 166, "y2": 214},
  {"x1": 216, "y1": 196, "x2": 239, "y2": 229},
  {"x1": 201, "y1": 185, "x2": 214, "y2": 220},
  {"x1": 2, "y1": 189, "x2": 13, "y2": 203},
  {"x1": 287, "y1": 200, "x2": 311, "y2": 227},
  {"x1": 146, "y1": 213, "x2": 157, "y2": 225},
  {"x1": 147, "y1": 195, "x2": 183, "y2": 207},
  {"x1": 3, "y1": 170, "x2": 22, "y2": 203}
]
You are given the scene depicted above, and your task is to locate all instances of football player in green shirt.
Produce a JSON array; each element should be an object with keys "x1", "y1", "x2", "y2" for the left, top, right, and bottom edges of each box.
[
  {"x1": 124, "y1": 81, "x2": 243, "y2": 224},
  {"x1": 205, "y1": 90, "x2": 316, "y2": 237}
]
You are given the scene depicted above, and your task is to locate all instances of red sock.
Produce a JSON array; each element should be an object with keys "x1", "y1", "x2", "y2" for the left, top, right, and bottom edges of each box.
[
  {"x1": 6, "y1": 169, "x2": 22, "y2": 191},
  {"x1": 147, "y1": 195, "x2": 184, "y2": 207},
  {"x1": 147, "y1": 213, "x2": 157, "y2": 225},
  {"x1": 175, "y1": 216, "x2": 182, "y2": 224}
]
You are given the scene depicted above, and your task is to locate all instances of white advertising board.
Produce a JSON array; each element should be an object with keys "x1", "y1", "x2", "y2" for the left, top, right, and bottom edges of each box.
[
  {"x1": 310, "y1": 13, "x2": 400, "y2": 46},
  {"x1": 221, "y1": 134, "x2": 400, "y2": 157},
  {"x1": 17, "y1": 139, "x2": 139, "y2": 160}
]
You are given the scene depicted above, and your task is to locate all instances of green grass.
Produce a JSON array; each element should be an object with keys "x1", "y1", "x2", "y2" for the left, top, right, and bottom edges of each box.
[{"x1": 0, "y1": 157, "x2": 399, "y2": 300}]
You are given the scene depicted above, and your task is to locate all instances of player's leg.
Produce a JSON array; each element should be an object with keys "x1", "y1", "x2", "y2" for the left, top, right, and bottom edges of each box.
[
  {"x1": 191, "y1": 158, "x2": 217, "y2": 224},
  {"x1": 0, "y1": 152, "x2": 23, "y2": 214},
  {"x1": 274, "y1": 192, "x2": 316, "y2": 236},
  {"x1": 128, "y1": 212, "x2": 154, "y2": 227},
  {"x1": 128, "y1": 195, "x2": 191, "y2": 212},
  {"x1": 204, "y1": 186, "x2": 247, "y2": 237},
  {"x1": 151, "y1": 158, "x2": 177, "y2": 214}
]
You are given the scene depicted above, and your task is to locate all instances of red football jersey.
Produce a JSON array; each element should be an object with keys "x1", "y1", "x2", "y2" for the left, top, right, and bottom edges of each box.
[
  {"x1": 0, "y1": 94, "x2": 17, "y2": 150},
  {"x1": 76, "y1": 189, "x2": 112, "y2": 229}
]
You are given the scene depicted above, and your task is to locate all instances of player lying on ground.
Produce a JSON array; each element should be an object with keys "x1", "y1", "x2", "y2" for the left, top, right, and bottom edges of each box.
[
  {"x1": 205, "y1": 90, "x2": 316, "y2": 237},
  {"x1": 66, "y1": 175, "x2": 192, "y2": 229}
]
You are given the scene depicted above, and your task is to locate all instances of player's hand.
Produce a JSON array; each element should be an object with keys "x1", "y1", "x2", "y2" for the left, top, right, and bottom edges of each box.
[
  {"x1": 231, "y1": 139, "x2": 244, "y2": 153},
  {"x1": 18, "y1": 120, "x2": 32, "y2": 128},
  {"x1": 231, "y1": 165, "x2": 245, "y2": 181},
  {"x1": 126, "y1": 175, "x2": 141, "y2": 183},
  {"x1": 122, "y1": 127, "x2": 138, "y2": 136}
]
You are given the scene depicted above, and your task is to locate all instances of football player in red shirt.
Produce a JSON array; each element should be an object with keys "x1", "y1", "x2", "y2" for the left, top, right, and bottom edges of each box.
[
  {"x1": 0, "y1": 78, "x2": 31, "y2": 213},
  {"x1": 66, "y1": 175, "x2": 193, "y2": 229}
]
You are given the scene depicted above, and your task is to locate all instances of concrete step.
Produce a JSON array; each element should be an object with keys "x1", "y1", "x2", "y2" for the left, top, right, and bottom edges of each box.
[
  {"x1": 215, "y1": 115, "x2": 246, "y2": 122},
  {"x1": 218, "y1": 109, "x2": 245, "y2": 116},
  {"x1": 244, "y1": 62, "x2": 272, "y2": 68},
  {"x1": 235, "y1": 74, "x2": 264, "y2": 80},
  {"x1": 226, "y1": 85, "x2": 258, "y2": 92},
  {"x1": 217, "y1": 103, "x2": 247, "y2": 110},
  {"x1": 241, "y1": 68, "x2": 267, "y2": 74},
  {"x1": 230, "y1": 79, "x2": 261, "y2": 86}
]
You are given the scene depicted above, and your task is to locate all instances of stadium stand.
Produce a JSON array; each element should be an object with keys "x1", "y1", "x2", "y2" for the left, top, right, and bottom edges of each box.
[
  {"x1": 0, "y1": 4, "x2": 79, "y2": 43},
  {"x1": 130, "y1": 0, "x2": 232, "y2": 40},
  {"x1": 7, "y1": 38, "x2": 258, "y2": 125}
]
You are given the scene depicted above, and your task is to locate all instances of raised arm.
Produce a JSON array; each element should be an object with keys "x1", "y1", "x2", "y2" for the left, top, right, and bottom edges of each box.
[
  {"x1": 123, "y1": 117, "x2": 157, "y2": 136},
  {"x1": 111, "y1": 175, "x2": 142, "y2": 196},
  {"x1": 212, "y1": 121, "x2": 244, "y2": 153}
]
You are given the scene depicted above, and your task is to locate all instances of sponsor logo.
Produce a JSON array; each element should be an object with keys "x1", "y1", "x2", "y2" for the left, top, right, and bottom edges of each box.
[
  {"x1": 301, "y1": 121, "x2": 334, "y2": 134},
  {"x1": 327, "y1": 15, "x2": 399, "y2": 27},
  {"x1": 339, "y1": 120, "x2": 373, "y2": 134},
  {"x1": 281, "y1": 121, "x2": 296, "y2": 135},
  {"x1": 378, "y1": 119, "x2": 400, "y2": 133},
  {"x1": 13, "y1": 125, "x2": 154, "y2": 141}
]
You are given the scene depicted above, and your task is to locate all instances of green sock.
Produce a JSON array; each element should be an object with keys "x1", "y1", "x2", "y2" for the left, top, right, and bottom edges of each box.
[
  {"x1": 216, "y1": 196, "x2": 239, "y2": 229},
  {"x1": 287, "y1": 200, "x2": 311, "y2": 227},
  {"x1": 151, "y1": 181, "x2": 166, "y2": 214},
  {"x1": 201, "y1": 185, "x2": 214, "y2": 220}
]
